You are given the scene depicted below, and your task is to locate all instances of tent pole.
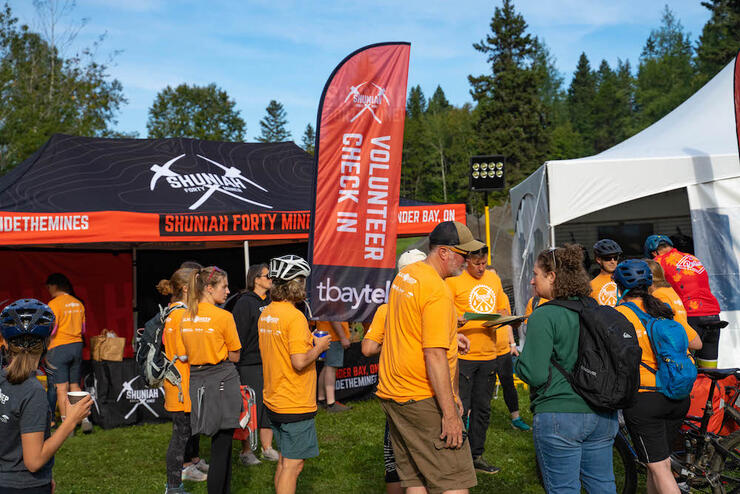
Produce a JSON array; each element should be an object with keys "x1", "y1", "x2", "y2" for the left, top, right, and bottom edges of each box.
[
  {"x1": 132, "y1": 246, "x2": 138, "y2": 330},
  {"x1": 243, "y1": 241, "x2": 250, "y2": 280}
]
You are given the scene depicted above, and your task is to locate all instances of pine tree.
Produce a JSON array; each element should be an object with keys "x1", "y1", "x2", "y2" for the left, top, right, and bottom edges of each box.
[
  {"x1": 468, "y1": 0, "x2": 550, "y2": 196},
  {"x1": 695, "y1": 0, "x2": 740, "y2": 83},
  {"x1": 301, "y1": 123, "x2": 315, "y2": 155},
  {"x1": 635, "y1": 7, "x2": 694, "y2": 129},
  {"x1": 426, "y1": 85, "x2": 451, "y2": 115},
  {"x1": 257, "y1": 100, "x2": 291, "y2": 142},
  {"x1": 567, "y1": 53, "x2": 596, "y2": 155},
  {"x1": 400, "y1": 85, "x2": 430, "y2": 199}
]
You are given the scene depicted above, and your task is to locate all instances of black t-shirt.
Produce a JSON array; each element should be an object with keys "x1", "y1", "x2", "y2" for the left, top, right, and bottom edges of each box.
[
  {"x1": 0, "y1": 370, "x2": 53, "y2": 488},
  {"x1": 231, "y1": 291, "x2": 271, "y2": 366}
]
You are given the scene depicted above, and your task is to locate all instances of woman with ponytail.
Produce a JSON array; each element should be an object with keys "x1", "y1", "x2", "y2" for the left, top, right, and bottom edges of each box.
[
  {"x1": 0, "y1": 299, "x2": 92, "y2": 494},
  {"x1": 178, "y1": 267, "x2": 242, "y2": 494},
  {"x1": 157, "y1": 268, "x2": 208, "y2": 493},
  {"x1": 515, "y1": 244, "x2": 619, "y2": 493},
  {"x1": 614, "y1": 260, "x2": 701, "y2": 494}
]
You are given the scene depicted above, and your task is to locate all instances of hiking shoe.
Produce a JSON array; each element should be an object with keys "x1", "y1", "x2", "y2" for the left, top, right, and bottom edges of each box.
[
  {"x1": 81, "y1": 418, "x2": 93, "y2": 434},
  {"x1": 165, "y1": 484, "x2": 191, "y2": 494},
  {"x1": 317, "y1": 399, "x2": 327, "y2": 409},
  {"x1": 194, "y1": 459, "x2": 209, "y2": 473},
  {"x1": 511, "y1": 417, "x2": 531, "y2": 431},
  {"x1": 326, "y1": 401, "x2": 351, "y2": 413},
  {"x1": 239, "y1": 450, "x2": 261, "y2": 466},
  {"x1": 181, "y1": 464, "x2": 207, "y2": 482},
  {"x1": 473, "y1": 456, "x2": 501, "y2": 474},
  {"x1": 261, "y1": 447, "x2": 280, "y2": 462}
]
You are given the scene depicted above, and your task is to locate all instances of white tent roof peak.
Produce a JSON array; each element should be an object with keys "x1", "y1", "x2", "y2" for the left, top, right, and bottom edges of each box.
[{"x1": 536, "y1": 59, "x2": 740, "y2": 227}]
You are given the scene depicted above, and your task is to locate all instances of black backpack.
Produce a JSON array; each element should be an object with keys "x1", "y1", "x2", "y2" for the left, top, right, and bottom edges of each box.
[
  {"x1": 134, "y1": 303, "x2": 186, "y2": 396},
  {"x1": 544, "y1": 298, "x2": 642, "y2": 411}
]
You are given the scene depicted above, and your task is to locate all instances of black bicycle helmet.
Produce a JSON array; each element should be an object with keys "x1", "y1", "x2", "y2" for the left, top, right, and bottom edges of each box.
[
  {"x1": 593, "y1": 239, "x2": 622, "y2": 257},
  {"x1": 269, "y1": 255, "x2": 311, "y2": 281},
  {"x1": 613, "y1": 260, "x2": 652, "y2": 290},
  {"x1": 0, "y1": 299, "x2": 55, "y2": 343}
]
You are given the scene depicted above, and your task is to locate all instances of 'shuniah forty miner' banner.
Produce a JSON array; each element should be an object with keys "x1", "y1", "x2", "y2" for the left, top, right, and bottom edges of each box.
[{"x1": 308, "y1": 42, "x2": 410, "y2": 321}]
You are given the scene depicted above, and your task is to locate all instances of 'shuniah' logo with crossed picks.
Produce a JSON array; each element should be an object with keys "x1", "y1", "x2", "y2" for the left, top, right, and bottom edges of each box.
[
  {"x1": 149, "y1": 154, "x2": 272, "y2": 211},
  {"x1": 598, "y1": 281, "x2": 618, "y2": 306},
  {"x1": 344, "y1": 82, "x2": 390, "y2": 124},
  {"x1": 468, "y1": 285, "x2": 497, "y2": 314}
]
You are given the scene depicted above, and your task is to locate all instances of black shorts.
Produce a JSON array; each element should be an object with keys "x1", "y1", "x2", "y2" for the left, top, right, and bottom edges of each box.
[
  {"x1": 237, "y1": 364, "x2": 271, "y2": 429},
  {"x1": 623, "y1": 392, "x2": 690, "y2": 463},
  {"x1": 688, "y1": 314, "x2": 721, "y2": 365},
  {"x1": 46, "y1": 341, "x2": 83, "y2": 384}
]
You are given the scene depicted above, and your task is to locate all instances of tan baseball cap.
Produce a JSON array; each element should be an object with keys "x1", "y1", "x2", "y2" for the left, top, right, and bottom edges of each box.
[{"x1": 429, "y1": 221, "x2": 485, "y2": 253}]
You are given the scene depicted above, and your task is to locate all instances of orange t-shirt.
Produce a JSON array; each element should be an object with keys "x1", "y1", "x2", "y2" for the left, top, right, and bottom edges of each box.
[
  {"x1": 162, "y1": 303, "x2": 190, "y2": 413},
  {"x1": 316, "y1": 320, "x2": 350, "y2": 342},
  {"x1": 258, "y1": 301, "x2": 317, "y2": 415},
  {"x1": 652, "y1": 286, "x2": 694, "y2": 336},
  {"x1": 590, "y1": 273, "x2": 618, "y2": 307},
  {"x1": 48, "y1": 293, "x2": 85, "y2": 350},
  {"x1": 615, "y1": 299, "x2": 698, "y2": 390},
  {"x1": 524, "y1": 296, "x2": 550, "y2": 317},
  {"x1": 376, "y1": 261, "x2": 458, "y2": 403},
  {"x1": 364, "y1": 304, "x2": 387, "y2": 345},
  {"x1": 446, "y1": 269, "x2": 511, "y2": 360},
  {"x1": 179, "y1": 302, "x2": 241, "y2": 366}
]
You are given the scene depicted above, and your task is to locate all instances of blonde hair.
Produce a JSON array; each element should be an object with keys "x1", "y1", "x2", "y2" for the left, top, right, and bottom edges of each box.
[
  {"x1": 5, "y1": 337, "x2": 46, "y2": 385},
  {"x1": 185, "y1": 266, "x2": 228, "y2": 318},
  {"x1": 645, "y1": 259, "x2": 671, "y2": 288},
  {"x1": 157, "y1": 268, "x2": 194, "y2": 302},
  {"x1": 271, "y1": 277, "x2": 306, "y2": 303}
]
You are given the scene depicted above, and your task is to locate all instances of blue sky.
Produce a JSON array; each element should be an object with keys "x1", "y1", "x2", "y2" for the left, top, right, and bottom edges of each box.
[{"x1": 9, "y1": 1, "x2": 712, "y2": 142}]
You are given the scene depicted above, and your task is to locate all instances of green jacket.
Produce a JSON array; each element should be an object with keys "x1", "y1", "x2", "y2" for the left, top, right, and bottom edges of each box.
[{"x1": 514, "y1": 302, "x2": 595, "y2": 414}]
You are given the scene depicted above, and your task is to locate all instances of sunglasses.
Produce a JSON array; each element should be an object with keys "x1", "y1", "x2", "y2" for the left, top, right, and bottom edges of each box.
[
  {"x1": 446, "y1": 246, "x2": 470, "y2": 258},
  {"x1": 600, "y1": 255, "x2": 620, "y2": 262},
  {"x1": 258, "y1": 274, "x2": 272, "y2": 279}
]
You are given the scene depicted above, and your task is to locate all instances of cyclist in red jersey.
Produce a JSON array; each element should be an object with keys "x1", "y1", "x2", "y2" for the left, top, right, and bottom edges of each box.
[{"x1": 644, "y1": 234, "x2": 721, "y2": 367}]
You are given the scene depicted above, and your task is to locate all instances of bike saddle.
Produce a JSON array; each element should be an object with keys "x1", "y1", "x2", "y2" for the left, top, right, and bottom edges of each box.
[
  {"x1": 697, "y1": 367, "x2": 740, "y2": 380},
  {"x1": 701, "y1": 320, "x2": 729, "y2": 330}
]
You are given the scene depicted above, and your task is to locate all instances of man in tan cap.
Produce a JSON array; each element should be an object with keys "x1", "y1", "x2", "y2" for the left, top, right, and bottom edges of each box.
[{"x1": 376, "y1": 221, "x2": 483, "y2": 494}]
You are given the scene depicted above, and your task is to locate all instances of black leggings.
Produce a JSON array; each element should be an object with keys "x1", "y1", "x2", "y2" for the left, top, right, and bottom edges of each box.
[
  {"x1": 167, "y1": 412, "x2": 192, "y2": 488},
  {"x1": 494, "y1": 353, "x2": 520, "y2": 414},
  {"x1": 208, "y1": 428, "x2": 234, "y2": 494},
  {"x1": 0, "y1": 485, "x2": 52, "y2": 494}
]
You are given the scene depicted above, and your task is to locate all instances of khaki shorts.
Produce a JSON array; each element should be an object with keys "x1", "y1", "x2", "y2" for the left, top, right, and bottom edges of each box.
[{"x1": 381, "y1": 398, "x2": 477, "y2": 494}]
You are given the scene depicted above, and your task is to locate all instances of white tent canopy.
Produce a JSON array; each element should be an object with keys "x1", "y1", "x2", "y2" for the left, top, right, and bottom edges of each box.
[{"x1": 511, "y1": 60, "x2": 740, "y2": 368}]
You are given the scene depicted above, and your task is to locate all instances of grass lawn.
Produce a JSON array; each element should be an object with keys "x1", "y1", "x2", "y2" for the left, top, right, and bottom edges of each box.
[{"x1": 53, "y1": 388, "x2": 544, "y2": 493}]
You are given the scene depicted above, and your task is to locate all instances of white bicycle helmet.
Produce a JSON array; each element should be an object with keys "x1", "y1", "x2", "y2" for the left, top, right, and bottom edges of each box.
[{"x1": 269, "y1": 255, "x2": 311, "y2": 281}]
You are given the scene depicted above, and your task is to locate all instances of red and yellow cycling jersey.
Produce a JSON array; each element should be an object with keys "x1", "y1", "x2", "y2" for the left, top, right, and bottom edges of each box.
[{"x1": 655, "y1": 248, "x2": 720, "y2": 317}]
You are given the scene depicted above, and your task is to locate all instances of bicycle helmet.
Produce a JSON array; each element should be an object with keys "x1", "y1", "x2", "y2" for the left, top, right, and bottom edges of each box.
[
  {"x1": 397, "y1": 249, "x2": 426, "y2": 271},
  {"x1": 644, "y1": 234, "x2": 673, "y2": 258},
  {"x1": 593, "y1": 239, "x2": 622, "y2": 257},
  {"x1": 613, "y1": 260, "x2": 653, "y2": 290},
  {"x1": 0, "y1": 299, "x2": 55, "y2": 343},
  {"x1": 269, "y1": 255, "x2": 311, "y2": 281}
]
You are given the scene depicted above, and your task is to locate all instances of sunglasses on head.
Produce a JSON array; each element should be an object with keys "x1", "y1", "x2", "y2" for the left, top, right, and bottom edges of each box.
[{"x1": 205, "y1": 267, "x2": 224, "y2": 283}]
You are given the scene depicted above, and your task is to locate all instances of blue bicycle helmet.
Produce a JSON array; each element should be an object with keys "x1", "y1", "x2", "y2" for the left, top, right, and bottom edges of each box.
[
  {"x1": 643, "y1": 234, "x2": 673, "y2": 258},
  {"x1": 613, "y1": 260, "x2": 653, "y2": 290},
  {"x1": 593, "y1": 239, "x2": 622, "y2": 257},
  {"x1": 0, "y1": 299, "x2": 55, "y2": 343}
]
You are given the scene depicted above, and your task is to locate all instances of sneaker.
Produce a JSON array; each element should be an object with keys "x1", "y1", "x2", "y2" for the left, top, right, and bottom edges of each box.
[
  {"x1": 193, "y1": 459, "x2": 209, "y2": 473},
  {"x1": 261, "y1": 447, "x2": 280, "y2": 462},
  {"x1": 81, "y1": 417, "x2": 93, "y2": 434},
  {"x1": 473, "y1": 456, "x2": 501, "y2": 475},
  {"x1": 165, "y1": 484, "x2": 191, "y2": 494},
  {"x1": 511, "y1": 417, "x2": 531, "y2": 431},
  {"x1": 181, "y1": 464, "x2": 207, "y2": 482},
  {"x1": 239, "y1": 450, "x2": 261, "y2": 466},
  {"x1": 317, "y1": 399, "x2": 327, "y2": 409},
  {"x1": 326, "y1": 401, "x2": 351, "y2": 413}
]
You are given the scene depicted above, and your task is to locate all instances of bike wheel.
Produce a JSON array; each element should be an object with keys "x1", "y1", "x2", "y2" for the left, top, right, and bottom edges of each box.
[
  {"x1": 613, "y1": 432, "x2": 638, "y2": 494},
  {"x1": 709, "y1": 430, "x2": 740, "y2": 494}
]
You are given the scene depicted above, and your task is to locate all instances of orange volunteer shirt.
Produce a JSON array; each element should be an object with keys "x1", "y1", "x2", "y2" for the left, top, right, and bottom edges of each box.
[
  {"x1": 376, "y1": 261, "x2": 458, "y2": 403},
  {"x1": 48, "y1": 293, "x2": 85, "y2": 350},
  {"x1": 316, "y1": 320, "x2": 350, "y2": 342},
  {"x1": 364, "y1": 303, "x2": 387, "y2": 345},
  {"x1": 615, "y1": 299, "x2": 698, "y2": 390},
  {"x1": 446, "y1": 269, "x2": 510, "y2": 361},
  {"x1": 524, "y1": 296, "x2": 550, "y2": 317},
  {"x1": 653, "y1": 286, "x2": 694, "y2": 337},
  {"x1": 590, "y1": 273, "x2": 618, "y2": 306},
  {"x1": 258, "y1": 301, "x2": 317, "y2": 415},
  {"x1": 179, "y1": 302, "x2": 241, "y2": 366},
  {"x1": 162, "y1": 302, "x2": 190, "y2": 412}
]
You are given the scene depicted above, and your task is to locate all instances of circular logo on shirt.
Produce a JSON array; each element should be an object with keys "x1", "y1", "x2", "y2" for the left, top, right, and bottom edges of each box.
[
  {"x1": 469, "y1": 285, "x2": 497, "y2": 313},
  {"x1": 598, "y1": 281, "x2": 618, "y2": 306}
]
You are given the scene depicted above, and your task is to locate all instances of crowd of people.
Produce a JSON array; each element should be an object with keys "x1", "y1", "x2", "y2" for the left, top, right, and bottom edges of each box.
[{"x1": 0, "y1": 220, "x2": 726, "y2": 494}]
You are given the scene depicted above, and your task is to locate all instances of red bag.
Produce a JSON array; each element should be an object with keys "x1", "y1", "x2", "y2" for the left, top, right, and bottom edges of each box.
[
  {"x1": 720, "y1": 375, "x2": 739, "y2": 436},
  {"x1": 233, "y1": 385, "x2": 258, "y2": 449},
  {"x1": 685, "y1": 375, "x2": 725, "y2": 434}
]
